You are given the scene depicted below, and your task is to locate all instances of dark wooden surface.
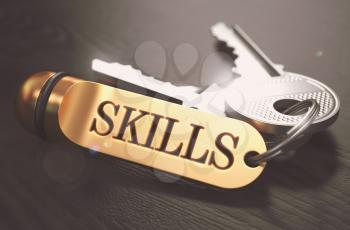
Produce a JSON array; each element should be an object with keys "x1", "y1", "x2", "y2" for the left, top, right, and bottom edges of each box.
[{"x1": 1, "y1": 0, "x2": 350, "y2": 229}]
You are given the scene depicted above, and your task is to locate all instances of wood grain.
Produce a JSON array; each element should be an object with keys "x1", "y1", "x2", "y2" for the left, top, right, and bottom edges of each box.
[{"x1": 0, "y1": 0, "x2": 349, "y2": 229}]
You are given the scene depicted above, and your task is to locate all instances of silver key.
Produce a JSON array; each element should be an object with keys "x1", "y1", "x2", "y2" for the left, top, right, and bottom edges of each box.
[
  {"x1": 210, "y1": 22, "x2": 340, "y2": 134},
  {"x1": 91, "y1": 60, "x2": 229, "y2": 116}
]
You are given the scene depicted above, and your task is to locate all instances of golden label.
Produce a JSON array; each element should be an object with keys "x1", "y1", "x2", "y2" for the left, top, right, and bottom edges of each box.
[{"x1": 58, "y1": 82, "x2": 266, "y2": 188}]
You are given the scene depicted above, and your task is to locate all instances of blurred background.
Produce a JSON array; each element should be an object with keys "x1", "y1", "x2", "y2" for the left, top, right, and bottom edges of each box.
[{"x1": 1, "y1": 0, "x2": 349, "y2": 229}]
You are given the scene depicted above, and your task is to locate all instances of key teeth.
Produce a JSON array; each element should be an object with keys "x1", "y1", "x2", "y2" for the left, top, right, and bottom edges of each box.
[
  {"x1": 212, "y1": 23, "x2": 258, "y2": 78},
  {"x1": 115, "y1": 62, "x2": 161, "y2": 83},
  {"x1": 211, "y1": 22, "x2": 243, "y2": 75},
  {"x1": 116, "y1": 63, "x2": 143, "y2": 76},
  {"x1": 211, "y1": 22, "x2": 285, "y2": 77},
  {"x1": 123, "y1": 63, "x2": 165, "y2": 83},
  {"x1": 211, "y1": 22, "x2": 237, "y2": 49}
]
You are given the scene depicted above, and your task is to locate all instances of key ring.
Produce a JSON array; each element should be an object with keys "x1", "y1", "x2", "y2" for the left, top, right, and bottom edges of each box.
[{"x1": 246, "y1": 99, "x2": 320, "y2": 166}]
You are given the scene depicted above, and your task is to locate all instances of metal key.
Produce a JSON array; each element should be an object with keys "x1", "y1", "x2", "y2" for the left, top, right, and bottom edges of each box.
[
  {"x1": 209, "y1": 22, "x2": 340, "y2": 134},
  {"x1": 92, "y1": 59, "x2": 232, "y2": 117}
]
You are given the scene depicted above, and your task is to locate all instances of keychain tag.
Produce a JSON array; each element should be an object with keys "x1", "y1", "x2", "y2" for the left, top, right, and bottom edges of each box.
[{"x1": 58, "y1": 81, "x2": 266, "y2": 188}]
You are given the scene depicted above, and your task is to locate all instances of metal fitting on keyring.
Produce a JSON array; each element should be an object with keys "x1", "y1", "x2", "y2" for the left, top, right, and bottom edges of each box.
[{"x1": 16, "y1": 72, "x2": 83, "y2": 139}]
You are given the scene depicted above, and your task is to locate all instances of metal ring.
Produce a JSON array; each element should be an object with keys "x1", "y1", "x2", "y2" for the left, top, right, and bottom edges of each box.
[
  {"x1": 34, "y1": 72, "x2": 67, "y2": 139},
  {"x1": 246, "y1": 99, "x2": 320, "y2": 166}
]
